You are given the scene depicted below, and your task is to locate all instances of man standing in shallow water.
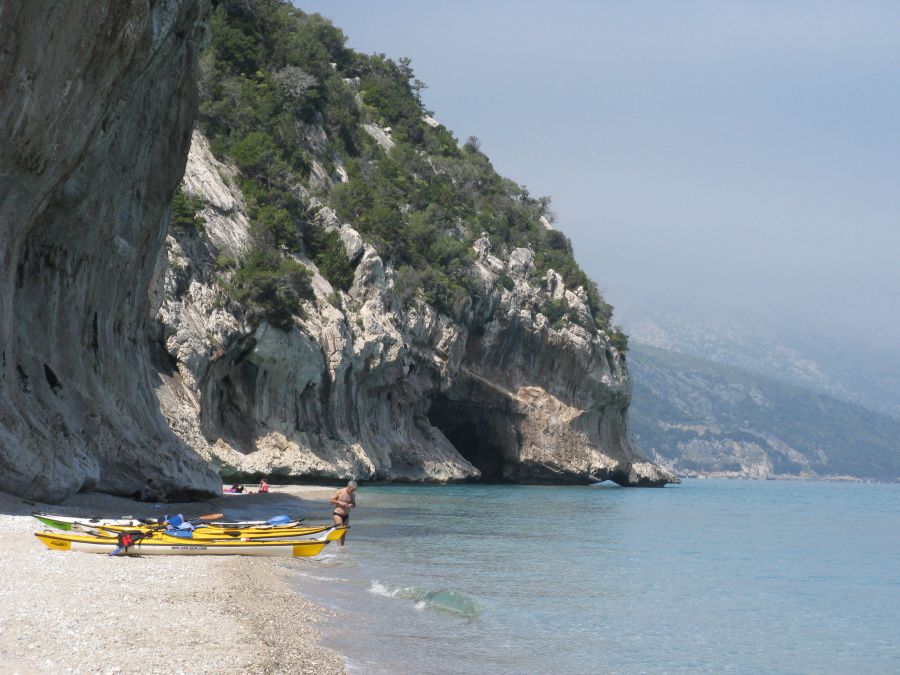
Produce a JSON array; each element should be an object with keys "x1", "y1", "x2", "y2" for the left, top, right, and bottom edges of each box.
[{"x1": 330, "y1": 480, "x2": 356, "y2": 546}]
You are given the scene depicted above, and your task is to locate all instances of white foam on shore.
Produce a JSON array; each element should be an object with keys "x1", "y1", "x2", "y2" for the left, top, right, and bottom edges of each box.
[
  {"x1": 294, "y1": 570, "x2": 352, "y2": 583},
  {"x1": 369, "y1": 580, "x2": 401, "y2": 597}
]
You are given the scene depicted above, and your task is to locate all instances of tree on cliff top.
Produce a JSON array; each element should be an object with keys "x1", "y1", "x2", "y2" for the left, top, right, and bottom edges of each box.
[{"x1": 199, "y1": 0, "x2": 618, "y2": 333}]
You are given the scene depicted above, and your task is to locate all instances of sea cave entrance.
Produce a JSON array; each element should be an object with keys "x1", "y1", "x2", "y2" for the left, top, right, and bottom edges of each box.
[{"x1": 427, "y1": 393, "x2": 516, "y2": 482}]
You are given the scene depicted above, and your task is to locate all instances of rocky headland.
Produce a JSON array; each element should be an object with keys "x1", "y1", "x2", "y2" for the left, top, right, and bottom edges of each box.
[{"x1": 0, "y1": 0, "x2": 675, "y2": 503}]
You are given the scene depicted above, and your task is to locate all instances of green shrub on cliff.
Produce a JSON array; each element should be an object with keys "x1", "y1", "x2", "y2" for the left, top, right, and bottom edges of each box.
[
  {"x1": 251, "y1": 204, "x2": 297, "y2": 250},
  {"x1": 171, "y1": 188, "x2": 205, "y2": 232},
  {"x1": 230, "y1": 131, "x2": 279, "y2": 178},
  {"x1": 198, "y1": 0, "x2": 620, "y2": 338},
  {"x1": 609, "y1": 327, "x2": 629, "y2": 352},
  {"x1": 228, "y1": 248, "x2": 313, "y2": 330},
  {"x1": 540, "y1": 299, "x2": 568, "y2": 328},
  {"x1": 303, "y1": 227, "x2": 355, "y2": 292}
]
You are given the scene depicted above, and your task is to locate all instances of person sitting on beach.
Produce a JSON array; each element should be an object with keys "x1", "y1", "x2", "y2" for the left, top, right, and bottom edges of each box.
[
  {"x1": 142, "y1": 478, "x2": 166, "y2": 503},
  {"x1": 224, "y1": 483, "x2": 244, "y2": 494},
  {"x1": 258, "y1": 478, "x2": 270, "y2": 493},
  {"x1": 329, "y1": 480, "x2": 357, "y2": 546}
]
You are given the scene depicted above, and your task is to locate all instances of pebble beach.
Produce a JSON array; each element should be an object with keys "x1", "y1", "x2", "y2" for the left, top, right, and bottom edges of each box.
[{"x1": 0, "y1": 486, "x2": 346, "y2": 674}]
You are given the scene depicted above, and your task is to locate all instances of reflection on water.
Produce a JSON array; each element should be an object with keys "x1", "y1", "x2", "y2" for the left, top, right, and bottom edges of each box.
[{"x1": 286, "y1": 481, "x2": 900, "y2": 674}]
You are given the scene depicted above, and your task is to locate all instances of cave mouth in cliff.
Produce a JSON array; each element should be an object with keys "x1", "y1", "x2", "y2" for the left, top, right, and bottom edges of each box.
[{"x1": 427, "y1": 395, "x2": 510, "y2": 482}]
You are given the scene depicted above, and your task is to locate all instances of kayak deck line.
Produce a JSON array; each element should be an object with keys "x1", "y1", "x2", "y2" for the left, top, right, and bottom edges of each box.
[
  {"x1": 92, "y1": 525, "x2": 348, "y2": 542},
  {"x1": 32, "y1": 512, "x2": 304, "y2": 530},
  {"x1": 95, "y1": 523, "x2": 334, "y2": 538}
]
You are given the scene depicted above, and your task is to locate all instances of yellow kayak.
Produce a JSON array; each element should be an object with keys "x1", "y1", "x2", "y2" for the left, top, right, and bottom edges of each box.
[
  {"x1": 94, "y1": 522, "x2": 345, "y2": 541},
  {"x1": 34, "y1": 530, "x2": 328, "y2": 557}
]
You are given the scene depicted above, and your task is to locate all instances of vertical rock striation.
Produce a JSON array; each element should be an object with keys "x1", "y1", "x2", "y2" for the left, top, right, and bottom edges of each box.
[
  {"x1": 0, "y1": 0, "x2": 218, "y2": 501},
  {"x1": 0, "y1": 3, "x2": 674, "y2": 499},
  {"x1": 153, "y1": 132, "x2": 677, "y2": 487},
  {"x1": 153, "y1": 132, "x2": 477, "y2": 484},
  {"x1": 429, "y1": 240, "x2": 672, "y2": 486}
]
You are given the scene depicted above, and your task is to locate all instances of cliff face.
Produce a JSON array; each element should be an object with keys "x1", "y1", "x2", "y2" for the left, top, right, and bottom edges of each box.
[
  {"x1": 0, "y1": 1, "x2": 219, "y2": 501},
  {"x1": 431, "y1": 239, "x2": 665, "y2": 485},
  {"x1": 153, "y1": 131, "x2": 675, "y2": 487},
  {"x1": 0, "y1": 2, "x2": 674, "y2": 501}
]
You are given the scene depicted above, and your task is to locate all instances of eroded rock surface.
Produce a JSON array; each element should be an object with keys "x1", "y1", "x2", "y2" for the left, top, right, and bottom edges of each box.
[
  {"x1": 154, "y1": 131, "x2": 676, "y2": 487},
  {"x1": 0, "y1": 1, "x2": 218, "y2": 501},
  {"x1": 0, "y1": 4, "x2": 673, "y2": 500}
]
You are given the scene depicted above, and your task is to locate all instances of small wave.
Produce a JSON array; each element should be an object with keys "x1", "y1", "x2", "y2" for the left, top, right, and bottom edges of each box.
[
  {"x1": 368, "y1": 581, "x2": 397, "y2": 597},
  {"x1": 310, "y1": 552, "x2": 354, "y2": 568},
  {"x1": 294, "y1": 571, "x2": 352, "y2": 582},
  {"x1": 368, "y1": 581, "x2": 481, "y2": 618}
]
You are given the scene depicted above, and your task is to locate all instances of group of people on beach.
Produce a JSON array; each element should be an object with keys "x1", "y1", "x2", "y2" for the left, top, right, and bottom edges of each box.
[
  {"x1": 224, "y1": 478, "x2": 270, "y2": 494},
  {"x1": 138, "y1": 477, "x2": 273, "y2": 501}
]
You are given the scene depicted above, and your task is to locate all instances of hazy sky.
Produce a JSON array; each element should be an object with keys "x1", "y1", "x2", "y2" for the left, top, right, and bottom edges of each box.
[{"x1": 297, "y1": 1, "x2": 900, "y2": 348}]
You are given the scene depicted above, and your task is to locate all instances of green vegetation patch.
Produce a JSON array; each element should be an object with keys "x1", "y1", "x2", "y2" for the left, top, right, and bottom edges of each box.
[
  {"x1": 198, "y1": 0, "x2": 621, "y2": 339},
  {"x1": 227, "y1": 248, "x2": 313, "y2": 330},
  {"x1": 304, "y1": 227, "x2": 355, "y2": 292},
  {"x1": 171, "y1": 188, "x2": 206, "y2": 232}
]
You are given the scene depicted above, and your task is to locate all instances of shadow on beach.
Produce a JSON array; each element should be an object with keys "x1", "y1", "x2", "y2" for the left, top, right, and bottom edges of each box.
[{"x1": 0, "y1": 484, "x2": 337, "y2": 525}]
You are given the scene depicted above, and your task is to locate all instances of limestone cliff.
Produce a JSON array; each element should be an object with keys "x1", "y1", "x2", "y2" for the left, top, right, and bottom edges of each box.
[
  {"x1": 153, "y1": 131, "x2": 674, "y2": 487},
  {"x1": 0, "y1": 0, "x2": 218, "y2": 501},
  {"x1": 0, "y1": 1, "x2": 674, "y2": 501}
]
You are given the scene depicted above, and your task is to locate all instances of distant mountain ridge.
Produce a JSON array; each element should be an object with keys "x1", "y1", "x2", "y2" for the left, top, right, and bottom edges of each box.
[
  {"x1": 628, "y1": 343, "x2": 900, "y2": 482},
  {"x1": 623, "y1": 312, "x2": 900, "y2": 420}
]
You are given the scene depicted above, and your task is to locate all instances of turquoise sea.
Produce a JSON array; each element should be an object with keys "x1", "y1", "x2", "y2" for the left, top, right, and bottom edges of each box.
[{"x1": 286, "y1": 479, "x2": 900, "y2": 673}]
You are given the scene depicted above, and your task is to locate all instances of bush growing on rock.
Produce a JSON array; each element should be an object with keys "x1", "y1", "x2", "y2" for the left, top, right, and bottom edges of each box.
[
  {"x1": 230, "y1": 131, "x2": 279, "y2": 179},
  {"x1": 251, "y1": 204, "x2": 297, "y2": 250},
  {"x1": 228, "y1": 248, "x2": 313, "y2": 330},
  {"x1": 540, "y1": 298, "x2": 569, "y2": 329},
  {"x1": 609, "y1": 326, "x2": 629, "y2": 352},
  {"x1": 304, "y1": 227, "x2": 355, "y2": 292},
  {"x1": 214, "y1": 255, "x2": 236, "y2": 270},
  {"x1": 198, "y1": 0, "x2": 623, "y2": 342},
  {"x1": 171, "y1": 188, "x2": 205, "y2": 232}
]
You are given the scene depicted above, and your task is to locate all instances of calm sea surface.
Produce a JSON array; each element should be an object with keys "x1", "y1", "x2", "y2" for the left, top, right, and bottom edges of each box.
[{"x1": 284, "y1": 479, "x2": 900, "y2": 673}]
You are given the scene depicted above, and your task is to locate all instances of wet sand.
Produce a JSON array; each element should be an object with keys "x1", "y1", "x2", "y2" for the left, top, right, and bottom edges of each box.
[{"x1": 0, "y1": 486, "x2": 345, "y2": 673}]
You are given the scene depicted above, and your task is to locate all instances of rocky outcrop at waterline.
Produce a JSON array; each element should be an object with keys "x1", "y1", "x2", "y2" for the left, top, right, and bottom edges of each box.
[
  {"x1": 152, "y1": 131, "x2": 676, "y2": 488},
  {"x1": 0, "y1": 1, "x2": 219, "y2": 501}
]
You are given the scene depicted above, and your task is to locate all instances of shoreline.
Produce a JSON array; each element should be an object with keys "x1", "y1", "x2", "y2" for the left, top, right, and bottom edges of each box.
[{"x1": 0, "y1": 486, "x2": 346, "y2": 673}]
